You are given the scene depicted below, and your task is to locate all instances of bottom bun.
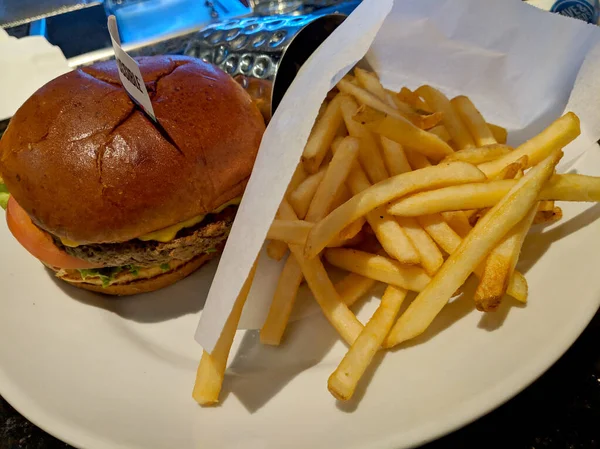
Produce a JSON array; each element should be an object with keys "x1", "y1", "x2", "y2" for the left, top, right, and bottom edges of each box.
[{"x1": 54, "y1": 253, "x2": 215, "y2": 296}]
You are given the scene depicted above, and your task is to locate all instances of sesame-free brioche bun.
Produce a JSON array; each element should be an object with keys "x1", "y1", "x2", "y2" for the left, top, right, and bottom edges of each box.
[{"x1": 0, "y1": 55, "x2": 265, "y2": 244}]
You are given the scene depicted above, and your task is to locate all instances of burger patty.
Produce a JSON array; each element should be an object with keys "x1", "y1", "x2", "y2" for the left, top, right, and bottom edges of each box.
[{"x1": 57, "y1": 207, "x2": 236, "y2": 267}]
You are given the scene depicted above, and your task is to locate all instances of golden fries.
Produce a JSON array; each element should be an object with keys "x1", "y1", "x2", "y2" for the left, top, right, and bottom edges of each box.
[
  {"x1": 354, "y1": 106, "x2": 454, "y2": 161},
  {"x1": 196, "y1": 66, "x2": 598, "y2": 408},
  {"x1": 306, "y1": 137, "x2": 359, "y2": 222},
  {"x1": 289, "y1": 169, "x2": 326, "y2": 219},
  {"x1": 338, "y1": 78, "x2": 439, "y2": 129},
  {"x1": 267, "y1": 219, "x2": 313, "y2": 245},
  {"x1": 488, "y1": 123, "x2": 508, "y2": 144},
  {"x1": 474, "y1": 204, "x2": 538, "y2": 311},
  {"x1": 339, "y1": 96, "x2": 389, "y2": 184},
  {"x1": 193, "y1": 261, "x2": 258, "y2": 405},
  {"x1": 388, "y1": 173, "x2": 600, "y2": 216},
  {"x1": 328, "y1": 285, "x2": 407, "y2": 401},
  {"x1": 305, "y1": 162, "x2": 486, "y2": 258},
  {"x1": 478, "y1": 112, "x2": 580, "y2": 179},
  {"x1": 324, "y1": 248, "x2": 431, "y2": 292},
  {"x1": 302, "y1": 94, "x2": 345, "y2": 173},
  {"x1": 335, "y1": 273, "x2": 377, "y2": 307},
  {"x1": 442, "y1": 144, "x2": 512, "y2": 165},
  {"x1": 451, "y1": 96, "x2": 496, "y2": 146},
  {"x1": 385, "y1": 150, "x2": 562, "y2": 347},
  {"x1": 416, "y1": 85, "x2": 475, "y2": 150}
]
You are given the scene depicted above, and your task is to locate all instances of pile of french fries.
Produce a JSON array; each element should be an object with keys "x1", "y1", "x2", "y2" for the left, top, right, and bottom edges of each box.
[{"x1": 193, "y1": 67, "x2": 600, "y2": 405}]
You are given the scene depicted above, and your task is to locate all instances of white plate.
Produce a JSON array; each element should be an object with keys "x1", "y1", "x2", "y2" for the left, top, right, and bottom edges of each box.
[{"x1": 2, "y1": 153, "x2": 600, "y2": 449}]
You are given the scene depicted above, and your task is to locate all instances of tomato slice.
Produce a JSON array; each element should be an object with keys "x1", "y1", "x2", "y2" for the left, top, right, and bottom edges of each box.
[{"x1": 6, "y1": 197, "x2": 102, "y2": 269}]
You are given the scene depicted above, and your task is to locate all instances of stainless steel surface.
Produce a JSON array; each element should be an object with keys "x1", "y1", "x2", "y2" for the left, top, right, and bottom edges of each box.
[
  {"x1": 184, "y1": 12, "x2": 345, "y2": 119},
  {"x1": 0, "y1": 0, "x2": 101, "y2": 27}
]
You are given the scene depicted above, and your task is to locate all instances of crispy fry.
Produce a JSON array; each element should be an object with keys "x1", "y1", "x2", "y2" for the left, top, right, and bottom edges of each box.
[
  {"x1": 440, "y1": 211, "x2": 472, "y2": 238},
  {"x1": 405, "y1": 148, "x2": 432, "y2": 170},
  {"x1": 385, "y1": 150, "x2": 562, "y2": 347},
  {"x1": 478, "y1": 112, "x2": 580, "y2": 178},
  {"x1": 416, "y1": 85, "x2": 475, "y2": 150},
  {"x1": 354, "y1": 106, "x2": 453, "y2": 161},
  {"x1": 396, "y1": 87, "x2": 433, "y2": 113},
  {"x1": 388, "y1": 174, "x2": 600, "y2": 216},
  {"x1": 533, "y1": 207, "x2": 563, "y2": 225},
  {"x1": 338, "y1": 78, "x2": 439, "y2": 129},
  {"x1": 451, "y1": 96, "x2": 496, "y2": 146},
  {"x1": 193, "y1": 261, "x2": 257, "y2": 405},
  {"x1": 339, "y1": 217, "x2": 366, "y2": 240},
  {"x1": 260, "y1": 255, "x2": 304, "y2": 345},
  {"x1": 396, "y1": 217, "x2": 444, "y2": 275},
  {"x1": 335, "y1": 273, "x2": 377, "y2": 307},
  {"x1": 380, "y1": 137, "x2": 412, "y2": 176},
  {"x1": 417, "y1": 214, "x2": 527, "y2": 302},
  {"x1": 474, "y1": 204, "x2": 538, "y2": 311},
  {"x1": 442, "y1": 144, "x2": 513, "y2": 165},
  {"x1": 339, "y1": 96, "x2": 389, "y2": 184},
  {"x1": 302, "y1": 94, "x2": 345, "y2": 173},
  {"x1": 304, "y1": 162, "x2": 486, "y2": 258},
  {"x1": 428, "y1": 125, "x2": 451, "y2": 142},
  {"x1": 286, "y1": 163, "x2": 309, "y2": 197},
  {"x1": 267, "y1": 219, "x2": 313, "y2": 245},
  {"x1": 538, "y1": 200, "x2": 555, "y2": 212},
  {"x1": 332, "y1": 139, "x2": 421, "y2": 264},
  {"x1": 306, "y1": 137, "x2": 359, "y2": 222},
  {"x1": 488, "y1": 123, "x2": 508, "y2": 144},
  {"x1": 289, "y1": 169, "x2": 326, "y2": 219},
  {"x1": 493, "y1": 156, "x2": 527, "y2": 181},
  {"x1": 328, "y1": 285, "x2": 407, "y2": 401},
  {"x1": 354, "y1": 68, "x2": 393, "y2": 105},
  {"x1": 279, "y1": 199, "x2": 365, "y2": 345},
  {"x1": 324, "y1": 248, "x2": 431, "y2": 292}
]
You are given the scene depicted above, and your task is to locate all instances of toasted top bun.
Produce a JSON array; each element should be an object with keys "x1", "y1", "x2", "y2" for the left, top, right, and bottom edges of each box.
[{"x1": 0, "y1": 56, "x2": 265, "y2": 244}]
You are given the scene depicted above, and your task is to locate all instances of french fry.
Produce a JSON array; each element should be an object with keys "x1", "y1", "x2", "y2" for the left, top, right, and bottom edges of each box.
[
  {"x1": 305, "y1": 162, "x2": 486, "y2": 258},
  {"x1": 428, "y1": 125, "x2": 451, "y2": 142},
  {"x1": 417, "y1": 213, "x2": 527, "y2": 303},
  {"x1": 306, "y1": 137, "x2": 359, "y2": 222},
  {"x1": 388, "y1": 173, "x2": 600, "y2": 216},
  {"x1": 395, "y1": 87, "x2": 433, "y2": 113},
  {"x1": 440, "y1": 211, "x2": 472, "y2": 238},
  {"x1": 354, "y1": 106, "x2": 454, "y2": 161},
  {"x1": 339, "y1": 217, "x2": 366, "y2": 240},
  {"x1": 478, "y1": 112, "x2": 580, "y2": 179},
  {"x1": 451, "y1": 96, "x2": 497, "y2": 146},
  {"x1": 193, "y1": 261, "x2": 258, "y2": 405},
  {"x1": 324, "y1": 248, "x2": 431, "y2": 292},
  {"x1": 260, "y1": 256, "x2": 304, "y2": 346},
  {"x1": 328, "y1": 285, "x2": 407, "y2": 401},
  {"x1": 493, "y1": 156, "x2": 527, "y2": 181},
  {"x1": 381, "y1": 138, "x2": 444, "y2": 275},
  {"x1": 338, "y1": 78, "x2": 440, "y2": 129},
  {"x1": 488, "y1": 123, "x2": 508, "y2": 144},
  {"x1": 538, "y1": 200, "x2": 555, "y2": 212},
  {"x1": 380, "y1": 137, "x2": 412, "y2": 176},
  {"x1": 442, "y1": 144, "x2": 513, "y2": 165},
  {"x1": 333, "y1": 137, "x2": 421, "y2": 265},
  {"x1": 338, "y1": 96, "x2": 389, "y2": 184},
  {"x1": 289, "y1": 169, "x2": 326, "y2": 219},
  {"x1": 286, "y1": 163, "x2": 309, "y2": 196},
  {"x1": 354, "y1": 68, "x2": 392, "y2": 105},
  {"x1": 267, "y1": 219, "x2": 313, "y2": 245},
  {"x1": 266, "y1": 240, "x2": 289, "y2": 261},
  {"x1": 416, "y1": 85, "x2": 475, "y2": 150},
  {"x1": 474, "y1": 204, "x2": 538, "y2": 312},
  {"x1": 284, "y1": 199, "x2": 364, "y2": 345},
  {"x1": 385, "y1": 150, "x2": 562, "y2": 347},
  {"x1": 302, "y1": 94, "x2": 345, "y2": 173},
  {"x1": 405, "y1": 148, "x2": 432, "y2": 170},
  {"x1": 533, "y1": 206, "x2": 563, "y2": 225},
  {"x1": 396, "y1": 217, "x2": 444, "y2": 275},
  {"x1": 335, "y1": 273, "x2": 378, "y2": 307}
]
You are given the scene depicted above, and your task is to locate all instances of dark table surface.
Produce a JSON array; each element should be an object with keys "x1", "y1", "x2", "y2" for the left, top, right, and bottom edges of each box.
[{"x1": 1, "y1": 308, "x2": 599, "y2": 449}]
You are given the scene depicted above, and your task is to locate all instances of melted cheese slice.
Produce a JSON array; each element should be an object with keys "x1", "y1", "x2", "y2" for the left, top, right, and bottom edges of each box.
[{"x1": 60, "y1": 197, "x2": 241, "y2": 247}]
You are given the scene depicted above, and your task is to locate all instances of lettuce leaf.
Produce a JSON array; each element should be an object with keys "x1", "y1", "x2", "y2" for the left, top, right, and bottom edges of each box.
[{"x1": 0, "y1": 183, "x2": 9, "y2": 210}]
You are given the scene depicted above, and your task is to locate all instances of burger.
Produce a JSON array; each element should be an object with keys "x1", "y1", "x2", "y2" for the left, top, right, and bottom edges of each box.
[{"x1": 0, "y1": 55, "x2": 265, "y2": 295}]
